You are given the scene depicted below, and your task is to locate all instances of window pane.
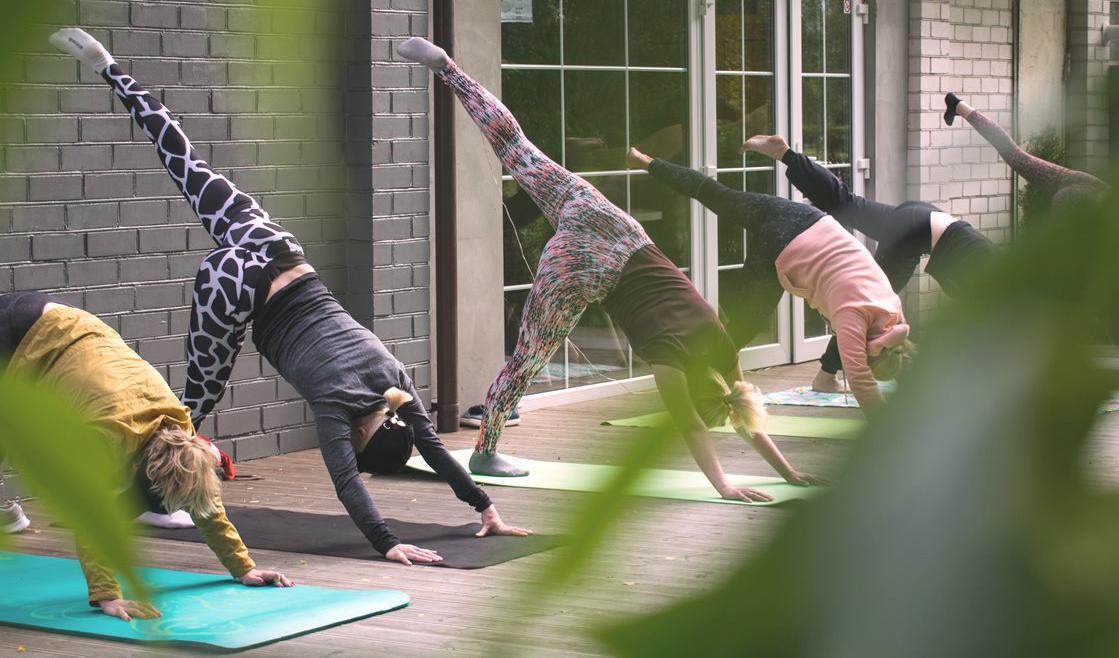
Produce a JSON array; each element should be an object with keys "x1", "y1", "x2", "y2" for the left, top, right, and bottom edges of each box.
[
  {"x1": 719, "y1": 266, "x2": 780, "y2": 348},
  {"x1": 825, "y1": 77, "x2": 851, "y2": 164},
  {"x1": 743, "y1": 0, "x2": 774, "y2": 72},
  {"x1": 630, "y1": 172, "x2": 691, "y2": 269},
  {"x1": 630, "y1": 71, "x2": 689, "y2": 163},
  {"x1": 568, "y1": 304, "x2": 631, "y2": 389},
  {"x1": 716, "y1": 171, "x2": 745, "y2": 266},
  {"x1": 501, "y1": 179, "x2": 550, "y2": 287},
  {"x1": 503, "y1": 288, "x2": 567, "y2": 395},
  {"x1": 716, "y1": 75, "x2": 745, "y2": 169},
  {"x1": 564, "y1": 71, "x2": 627, "y2": 172},
  {"x1": 628, "y1": 0, "x2": 688, "y2": 68},
  {"x1": 824, "y1": 0, "x2": 851, "y2": 74},
  {"x1": 563, "y1": 1, "x2": 625, "y2": 66},
  {"x1": 743, "y1": 75, "x2": 774, "y2": 167},
  {"x1": 803, "y1": 306, "x2": 829, "y2": 339},
  {"x1": 715, "y1": 0, "x2": 743, "y2": 71},
  {"x1": 501, "y1": 0, "x2": 561, "y2": 65},
  {"x1": 802, "y1": 77, "x2": 824, "y2": 159},
  {"x1": 801, "y1": 0, "x2": 823, "y2": 73},
  {"x1": 501, "y1": 68, "x2": 563, "y2": 164}
]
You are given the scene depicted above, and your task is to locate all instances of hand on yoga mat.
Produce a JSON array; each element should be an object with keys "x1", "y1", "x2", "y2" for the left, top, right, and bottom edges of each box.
[
  {"x1": 98, "y1": 598, "x2": 161, "y2": 622},
  {"x1": 718, "y1": 485, "x2": 774, "y2": 503},
  {"x1": 475, "y1": 505, "x2": 533, "y2": 538},
  {"x1": 385, "y1": 544, "x2": 443, "y2": 566},
  {"x1": 239, "y1": 568, "x2": 294, "y2": 588},
  {"x1": 783, "y1": 471, "x2": 828, "y2": 487}
]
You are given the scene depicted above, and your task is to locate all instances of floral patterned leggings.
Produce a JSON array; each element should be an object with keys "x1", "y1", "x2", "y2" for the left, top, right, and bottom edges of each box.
[
  {"x1": 436, "y1": 61, "x2": 652, "y2": 453},
  {"x1": 965, "y1": 109, "x2": 1107, "y2": 204}
]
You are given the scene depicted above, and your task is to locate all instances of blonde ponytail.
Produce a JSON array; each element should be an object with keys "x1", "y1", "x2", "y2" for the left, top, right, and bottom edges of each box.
[{"x1": 723, "y1": 380, "x2": 767, "y2": 434}]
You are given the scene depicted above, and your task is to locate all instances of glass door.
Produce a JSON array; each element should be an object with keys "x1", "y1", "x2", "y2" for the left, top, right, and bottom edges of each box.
[{"x1": 788, "y1": 0, "x2": 863, "y2": 362}]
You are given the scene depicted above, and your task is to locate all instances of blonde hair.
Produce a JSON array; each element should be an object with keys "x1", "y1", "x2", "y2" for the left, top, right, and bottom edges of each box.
[
  {"x1": 144, "y1": 424, "x2": 220, "y2": 518},
  {"x1": 352, "y1": 387, "x2": 414, "y2": 453},
  {"x1": 868, "y1": 339, "x2": 917, "y2": 381},
  {"x1": 720, "y1": 377, "x2": 768, "y2": 434}
]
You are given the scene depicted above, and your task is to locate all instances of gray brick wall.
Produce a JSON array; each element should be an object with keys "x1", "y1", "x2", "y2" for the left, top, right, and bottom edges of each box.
[
  {"x1": 1067, "y1": 0, "x2": 1110, "y2": 174},
  {"x1": 904, "y1": 0, "x2": 1015, "y2": 330},
  {"x1": 0, "y1": 1, "x2": 432, "y2": 461}
]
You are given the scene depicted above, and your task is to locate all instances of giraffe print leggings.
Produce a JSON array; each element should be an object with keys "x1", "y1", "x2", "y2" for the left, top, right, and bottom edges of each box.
[
  {"x1": 964, "y1": 109, "x2": 1108, "y2": 204},
  {"x1": 436, "y1": 61, "x2": 653, "y2": 454},
  {"x1": 102, "y1": 64, "x2": 305, "y2": 426}
]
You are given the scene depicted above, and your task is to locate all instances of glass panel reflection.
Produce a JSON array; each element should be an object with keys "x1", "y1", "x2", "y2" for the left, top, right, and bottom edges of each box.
[
  {"x1": 501, "y1": 0, "x2": 561, "y2": 65},
  {"x1": 563, "y1": 1, "x2": 625, "y2": 66},
  {"x1": 564, "y1": 70, "x2": 627, "y2": 172},
  {"x1": 501, "y1": 68, "x2": 563, "y2": 164},
  {"x1": 630, "y1": 72, "x2": 689, "y2": 163},
  {"x1": 628, "y1": 0, "x2": 688, "y2": 68}
]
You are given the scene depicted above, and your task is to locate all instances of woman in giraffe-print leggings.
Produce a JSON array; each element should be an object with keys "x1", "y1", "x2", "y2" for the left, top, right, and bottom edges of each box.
[
  {"x1": 398, "y1": 38, "x2": 825, "y2": 495},
  {"x1": 944, "y1": 92, "x2": 1109, "y2": 205},
  {"x1": 51, "y1": 28, "x2": 531, "y2": 562}
]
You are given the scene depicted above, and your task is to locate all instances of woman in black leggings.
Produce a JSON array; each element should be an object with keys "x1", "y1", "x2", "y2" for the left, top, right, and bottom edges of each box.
[
  {"x1": 741, "y1": 134, "x2": 996, "y2": 394},
  {"x1": 51, "y1": 28, "x2": 530, "y2": 565}
]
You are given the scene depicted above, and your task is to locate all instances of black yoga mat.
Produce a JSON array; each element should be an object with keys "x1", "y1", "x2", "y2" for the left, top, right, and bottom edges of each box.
[{"x1": 144, "y1": 506, "x2": 563, "y2": 570}]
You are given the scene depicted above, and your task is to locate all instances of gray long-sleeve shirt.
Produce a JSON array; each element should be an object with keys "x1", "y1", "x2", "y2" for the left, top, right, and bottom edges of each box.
[{"x1": 253, "y1": 274, "x2": 491, "y2": 554}]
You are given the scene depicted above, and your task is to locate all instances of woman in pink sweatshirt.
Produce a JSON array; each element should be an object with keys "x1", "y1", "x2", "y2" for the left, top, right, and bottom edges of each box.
[{"x1": 629, "y1": 148, "x2": 914, "y2": 414}]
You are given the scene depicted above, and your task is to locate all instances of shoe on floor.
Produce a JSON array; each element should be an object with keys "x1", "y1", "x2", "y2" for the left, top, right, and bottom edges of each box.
[
  {"x1": 460, "y1": 404, "x2": 521, "y2": 428},
  {"x1": 1, "y1": 501, "x2": 30, "y2": 534},
  {"x1": 136, "y1": 509, "x2": 195, "y2": 529}
]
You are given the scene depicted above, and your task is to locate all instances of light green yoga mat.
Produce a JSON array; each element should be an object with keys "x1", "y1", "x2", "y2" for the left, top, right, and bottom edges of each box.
[
  {"x1": 0, "y1": 552, "x2": 409, "y2": 652},
  {"x1": 406, "y1": 449, "x2": 819, "y2": 506},
  {"x1": 602, "y1": 413, "x2": 865, "y2": 440}
]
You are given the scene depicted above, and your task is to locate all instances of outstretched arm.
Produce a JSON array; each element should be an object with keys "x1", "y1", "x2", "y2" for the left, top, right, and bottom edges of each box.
[{"x1": 833, "y1": 311, "x2": 886, "y2": 415}]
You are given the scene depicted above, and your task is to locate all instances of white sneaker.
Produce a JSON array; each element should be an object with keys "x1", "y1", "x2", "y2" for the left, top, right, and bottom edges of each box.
[
  {"x1": 1, "y1": 501, "x2": 30, "y2": 534},
  {"x1": 136, "y1": 509, "x2": 195, "y2": 529}
]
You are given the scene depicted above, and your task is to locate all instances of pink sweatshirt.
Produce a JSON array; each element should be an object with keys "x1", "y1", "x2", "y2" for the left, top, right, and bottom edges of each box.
[{"x1": 775, "y1": 217, "x2": 910, "y2": 412}]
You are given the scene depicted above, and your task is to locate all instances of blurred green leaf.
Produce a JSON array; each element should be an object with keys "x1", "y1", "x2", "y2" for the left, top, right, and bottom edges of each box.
[
  {"x1": 595, "y1": 184, "x2": 1119, "y2": 657},
  {"x1": 0, "y1": 370, "x2": 145, "y2": 599}
]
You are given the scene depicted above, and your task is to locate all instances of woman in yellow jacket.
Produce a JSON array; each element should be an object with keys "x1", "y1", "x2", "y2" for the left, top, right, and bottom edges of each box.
[{"x1": 1, "y1": 292, "x2": 292, "y2": 621}]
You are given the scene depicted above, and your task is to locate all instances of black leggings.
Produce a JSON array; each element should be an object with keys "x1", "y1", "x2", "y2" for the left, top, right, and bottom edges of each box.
[{"x1": 647, "y1": 158, "x2": 824, "y2": 348}]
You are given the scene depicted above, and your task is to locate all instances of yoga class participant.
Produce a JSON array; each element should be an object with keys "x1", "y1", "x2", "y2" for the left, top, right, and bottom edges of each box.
[
  {"x1": 741, "y1": 133, "x2": 996, "y2": 394},
  {"x1": 1, "y1": 292, "x2": 292, "y2": 621},
  {"x1": 50, "y1": 28, "x2": 529, "y2": 566},
  {"x1": 627, "y1": 147, "x2": 914, "y2": 415},
  {"x1": 398, "y1": 37, "x2": 823, "y2": 497},
  {"x1": 945, "y1": 93, "x2": 1108, "y2": 204}
]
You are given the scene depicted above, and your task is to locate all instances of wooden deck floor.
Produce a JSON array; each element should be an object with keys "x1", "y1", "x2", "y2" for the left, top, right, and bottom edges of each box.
[{"x1": 4, "y1": 361, "x2": 1119, "y2": 657}]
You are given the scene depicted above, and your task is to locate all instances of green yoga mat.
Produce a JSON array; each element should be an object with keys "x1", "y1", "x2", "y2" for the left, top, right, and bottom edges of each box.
[
  {"x1": 602, "y1": 413, "x2": 865, "y2": 440},
  {"x1": 406, "y1": 450, "x2": 818, "y2": 506},
  {"x1": 0, "y1": 552, "x2": 409, "y2": 652}
]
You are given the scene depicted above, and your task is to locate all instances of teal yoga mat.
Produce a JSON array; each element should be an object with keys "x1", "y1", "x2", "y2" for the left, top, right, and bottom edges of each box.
[
  {"x1": 0, "y1": 552, "x2": 409, "y2": 652},
  {"x1": 406, "y1": 450, "x2": 819, "y2": 506},
  {"x1": 602, "y1": 413, "x2": 865, "y2": 440}
]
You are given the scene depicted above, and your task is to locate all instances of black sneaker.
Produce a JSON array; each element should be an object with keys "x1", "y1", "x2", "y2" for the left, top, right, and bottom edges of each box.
[{"x1": 460, "y1": 404, "x2": 521, "y2": 428}]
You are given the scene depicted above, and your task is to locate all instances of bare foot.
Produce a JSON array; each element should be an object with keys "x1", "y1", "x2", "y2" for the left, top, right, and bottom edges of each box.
[
  {"x1": 811, "y1": 369, "x2": 849, "y2": 394},
  {"x1": 627, "y1": 146, "x2": 653, "y2": 171},
  {"x1": 741, "y1": 134, "x2": 790, "y2": 161}
]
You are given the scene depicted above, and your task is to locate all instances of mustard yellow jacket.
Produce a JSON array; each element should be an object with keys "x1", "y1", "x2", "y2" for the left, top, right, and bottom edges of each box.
[{"x1": 9, "y1": 306, "x2": 255, "y2": 603}]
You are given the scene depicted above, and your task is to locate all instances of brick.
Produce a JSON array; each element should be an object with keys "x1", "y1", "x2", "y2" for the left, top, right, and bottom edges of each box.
[
  {"x1": 373, "y1": 316, "x2": 412, "y2": 341},
  {"x1": 391, "y1": 339, "x2": 429, "y2": 364},
  {"x1": 14, "y1": 263, "x2": 66, "y2": 291},
  {"x1": 257, "y1": 89, "x2": 301, "y2": 113},
  {"x1": 4, "y1": 87, "x2": 58, "y2": 113},
  {"x1": 230, "y1": 117, "x2": 275, "y2": 140},
  {"x1": 26, "y1": 117, "x2": 79, "y2": 143},
  {"x1": 80, "y1": 0, "x2": 130, "y2": 26},
  {"x1": 66, "y1": 260, "x2": 118, "y2": 287},
  {"x1": 0, "y1": 236, "x2": 31, "y2": 262},
  {"x1": 277, "y1": 425, "x2": 317, "y2": 453},
  {"x1": 181, "y1": 61, "x2": 227, "y2": 86},
  {"x1": 120, "y1": 199, "x2": 168, "y2": 226},
  {"x1": 6, "y1": 146, "x2": 59, "y2": 173},
  {"x1": 29, "y1": 174, "x2": 83, "y2": 201},
  {"x1": 120, "y1": 255, "x2": 168, "y2": 282},
  {"x1": 131, "y1": 2, "x2": 178, "y2": 28},
  {"x1": 13, "y1": 205, "x2": 65, "y2": 231},
  {"x1": 27, "y1": 56, "x2": 80, "y2": 85},
  {"x1": 138, "y1": 336, "x2": 186, "y2": 364},
  {"x1": 87, "y1": 229, "x2": 137, "y2": 257},
  {"x1": 233, "y1": 380, "x2": 277, "y2": 408},
  {"x1": 135, "y1": 171, "x2": 180, "y2": 197},
  {"x1": 135, "y1": 282, "x2": 185, "y2": 309},
  {"x1": 181, "y1": 115, "x2": 229, "y2": 141},
  {"x1": 62, "y1": 144, "x2": 112, "y2": 171},
  {"x1": 111, "y1": 29, "x2": 160, "y2": 55},
  {"x1": 67, "y1": 202, "x2": 118, "y2": 229},
  {"x1": 163, "y1": 31, "x2": 208, "y2": 57},
  {"x1": 81, "y1": 116, "x2": 132, "y2": 142},
  {"x1": 33, "y1": 233, "x2": 84, "y2": 260},
  {"x1": 83, "y1": 287, "x2": 134, "y2": 313},
  {"x1": 139, "y1": 227, "x2": 187, "y2": 253},
  {"x1": 83, "y1": 172, "x2": 132, "y2": 199},
  {"x1": 210, "y1": 34, "x2": 255, "y2": 59},
  {"x1": 392, "y1": 190, "x2": 428, "y2": 213},
  {"x1": 228, "y1": 61, "x2": 273, "y2": 86},
  {"x1": 392, "y1": 289, "x2": 428, "y2": 313},
  {"x1": 219, "y1": 408, "x2": 264, "y2": 438},
  {"x1": 233, "y1": 432, "x2": 278, "y2": 460},
  {"x1": 129, "y1": 59, "x2": 180, "y2": 85},
  {"x1": 162, "y1": 88, "x2": 211, "y2": 114}
]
